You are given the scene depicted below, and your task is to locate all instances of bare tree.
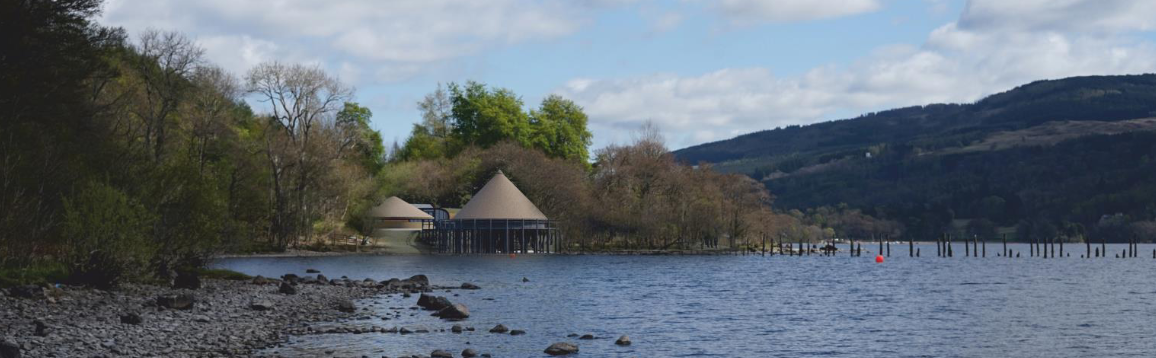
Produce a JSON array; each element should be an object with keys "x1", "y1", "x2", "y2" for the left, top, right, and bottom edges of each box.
[
  {"x1": 246, "y1": 61, "x2": 352, "y2": 248},
  {"x1": 133, "y1": 29, "x2": 204, "y2": 161}
]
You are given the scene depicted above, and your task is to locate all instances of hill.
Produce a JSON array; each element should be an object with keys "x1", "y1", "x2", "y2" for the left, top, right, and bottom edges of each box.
[{"x1": 673, "y1": 74, "x2": 1156, "y2": 241}]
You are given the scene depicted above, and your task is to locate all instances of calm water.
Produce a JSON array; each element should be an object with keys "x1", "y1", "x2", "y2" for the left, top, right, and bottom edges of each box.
[{"x1": 211, "y1": 243, "x2": 1156, "y2": 357}]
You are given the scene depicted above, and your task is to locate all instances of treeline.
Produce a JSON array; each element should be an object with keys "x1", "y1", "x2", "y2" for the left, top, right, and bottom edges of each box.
[{"x1": 1, "y1": 0, "x2": 382, "y2": 286}]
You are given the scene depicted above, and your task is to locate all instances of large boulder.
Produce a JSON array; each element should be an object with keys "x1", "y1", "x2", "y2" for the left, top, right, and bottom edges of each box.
[
  {"x1": 173, "y1": 270, "x2": 201, "y2": 290},
  {"x1": 615, "y1": 335, "x2": 632, "y2": 346},
  {"x1": 280, "y1": 274, "x2": 299, "y2": 284},
  {"x1": 279, "y1": 281, "x2": 297, "y2": 295},
  {"x1": 156, "y1": 294, "x2": 196, "y2": 310},
  {"x1": 417, "y1": 294, "x2": 452, "y2": 311},
  {"x1": 0, "y1": 339, "x2": 19, "y2": 358},
  {"x1": 544, "y1": 342, "x2": 579, "y2": 356},
  {"x1": 431, "y1": 350, "x2": 453, "y2": 358},
  {"x1": 434, "y1": 303, "x2": 470, "y2": 320},
  {"x1": 406, "y1": 274, "x2": 429, "y2": 287},
  {"x1": 461, "y1": 348, "x2": 478, "y2": 357},
  {"x1": 316, "y1": 274, "x2": 328, "y2": 283}
]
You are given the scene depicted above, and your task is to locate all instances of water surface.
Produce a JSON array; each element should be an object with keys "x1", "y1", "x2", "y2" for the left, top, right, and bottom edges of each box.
[{"x1": 211, "y1": 243, "x2": 1156, "y2": 357}]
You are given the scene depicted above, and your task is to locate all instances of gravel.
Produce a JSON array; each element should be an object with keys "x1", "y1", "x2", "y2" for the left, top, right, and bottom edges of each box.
[{"x1": 0, "y1": 278, "x2": 418, "y2": 357}]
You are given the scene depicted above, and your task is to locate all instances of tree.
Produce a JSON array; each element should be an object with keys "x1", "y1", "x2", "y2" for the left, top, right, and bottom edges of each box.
[
  {"x1": 246, "y1": 61, "x2": 353, "y2": 248},
  {"x1": 336, "y1": 102, "x2": 385, "y2": 174},
  {"x1": 132, "y1": 29, "x2": 205, "y2": 161},
  {"x1": 449, "y1": 81, "x2": 532, "y2": 150},
  {"x1": 530, "y1": 95, "x2": 593, "y2": 164}
]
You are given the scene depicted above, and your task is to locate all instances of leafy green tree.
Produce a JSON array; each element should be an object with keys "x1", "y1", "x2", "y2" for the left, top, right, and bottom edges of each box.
[
  {"x1": 337, "y1": 102, "x2": 386, "y2": 174},
  {"x1": 530, "y1": 95, "x2": 593, "y2": 164},
  {"x1": 449, "y1": 81, "x2": 532, "y2": 150}
]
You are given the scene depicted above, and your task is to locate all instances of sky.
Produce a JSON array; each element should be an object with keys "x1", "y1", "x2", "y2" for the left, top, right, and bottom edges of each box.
[{"x1": 98, "y1": 0, "x2": 1156, "y2": 150}]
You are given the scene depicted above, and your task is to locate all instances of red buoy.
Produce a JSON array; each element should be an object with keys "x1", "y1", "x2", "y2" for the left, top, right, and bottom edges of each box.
[
  {"x1": 875, "y1": 255, "x2": 884, "y2": 263},
  {"x1": 509, "y1": 253, "x2": 516, "y2": 259}
]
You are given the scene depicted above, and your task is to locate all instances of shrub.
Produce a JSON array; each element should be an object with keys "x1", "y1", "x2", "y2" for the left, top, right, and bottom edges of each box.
[{"x1": 60, "y1": 181, "x2": 156, "y2": 288}]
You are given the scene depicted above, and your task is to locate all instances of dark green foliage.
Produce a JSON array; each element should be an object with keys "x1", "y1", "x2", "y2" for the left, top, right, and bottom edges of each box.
[{"x1": 61, "y1": 181, "x2": 156, "y2": 288}]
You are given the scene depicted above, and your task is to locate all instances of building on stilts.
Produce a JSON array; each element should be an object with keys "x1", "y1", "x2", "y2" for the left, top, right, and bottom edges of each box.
[{"x1": 424, "y1": 170, "x2": 562, "y2": 254}]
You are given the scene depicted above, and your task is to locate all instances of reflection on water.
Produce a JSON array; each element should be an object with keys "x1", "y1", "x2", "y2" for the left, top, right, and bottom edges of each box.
[{"x1": 211, "y1": 243, "x2": 1156, "y2": 357}]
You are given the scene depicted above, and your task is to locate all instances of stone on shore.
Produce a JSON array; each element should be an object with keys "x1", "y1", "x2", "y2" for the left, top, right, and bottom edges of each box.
[
  {"x1": 451, "y1": 324, "x2": 463, "y2": 333},
  {"x1": 489, "y1": 324, "x2": 508, "y2": 333},
  {"x1": 0, "y1": 339, "x2": 19, "y2": 358},
  {"x1": 417, "y1": 294, "x2": 452, "y2": 311},
  {"x1": 173, "y1": 270, "x2": 201, "y2": 290},
  {"x1": 462, "y1": 348, "x2": 479, "y2": 357},
  {"x1": 460, "y1": 282, "x2": 480, "y2": 290},
  {"x1": 156, "y1": 293, "x2": 195, "y2": 310},
  {"x1": 281, "y1": 273, "x2": 299, "y2": 283},
  {"x1": 407, "y1": 274, "x2": 429, "y2": 284},
  {"x1": 250, "y1": 300, "x2": 274, "y2": 311},
  {"x1": 317, "y1": 274, "x2": 328, "y2": 283},
  {"x1": 544, "y1": 342, "x2": 579, "y2": 356},
  {"x1": 431, "y1": 349, "x2": 454, "y2": 358},
  {"x1": 434, "y1": 304, "x2": 470, "y2": 320},
  {"x1": 579, "y1": 334, "x2": 595, "y2": 340},
  {"x1": 336, "y1": 299, "x2": 357, "y2": 313},
  {"x1": 615, "y1": 335, "x2": 632, "y2": 346},
  {"x1": 8, "y1": 286, "x2": 43, "y2": 300},
  {"x1": 119, "y1": 313, "x2": 143, "y2": 325},
  {"x1": 251, "y1": 276, "x2": 270, "y2": 285},
  {"x1": 279, "y1": 281, "x2": 297, "y2": 295}
]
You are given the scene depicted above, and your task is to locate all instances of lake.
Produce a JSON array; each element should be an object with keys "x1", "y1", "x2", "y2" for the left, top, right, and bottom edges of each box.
[{"x1": 210, "y1": 243, "x2": 1156, "y2": 357}]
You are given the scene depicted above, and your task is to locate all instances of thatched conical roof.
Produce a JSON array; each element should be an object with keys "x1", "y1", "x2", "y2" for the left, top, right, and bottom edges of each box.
[
  {"x1": 455, "y1": 171, "x2": 547, "y2": 220},
  {"x1": 367, "y1": 196, "x2": 434, "y2": 220}
]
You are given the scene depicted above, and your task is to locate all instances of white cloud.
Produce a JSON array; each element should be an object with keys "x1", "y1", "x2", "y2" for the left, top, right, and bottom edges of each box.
[
  {"x1": 707, "y1": 0, "x2": 882, "y2": 25},
  {"x1": 560, "y1": 0, "x2": 1156, "y2": 149},
  {"x1": 99, "y1": 0, "x2": 598, "y2": 82}
]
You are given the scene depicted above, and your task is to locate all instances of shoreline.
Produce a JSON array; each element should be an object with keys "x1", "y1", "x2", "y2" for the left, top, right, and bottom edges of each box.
[{"x1": 0, "y1": 275, "x2": 442, "y2": 357}]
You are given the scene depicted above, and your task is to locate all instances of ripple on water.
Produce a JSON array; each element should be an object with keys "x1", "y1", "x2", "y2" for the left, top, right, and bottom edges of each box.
[{"x1": 210, "y1": 244, "x2": 1156, "y2": 357}]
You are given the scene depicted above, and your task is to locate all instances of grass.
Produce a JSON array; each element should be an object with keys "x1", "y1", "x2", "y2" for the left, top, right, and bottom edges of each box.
[
  {"x1": 194, "y1": 268, "x2": 253, "y2": 281},
  {"x1": 0, "y1": 262, "x2": 69, "y2": 288}
]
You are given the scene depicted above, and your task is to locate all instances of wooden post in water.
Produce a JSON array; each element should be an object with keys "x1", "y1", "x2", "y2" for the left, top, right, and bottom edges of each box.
[
  {"x1": 1086, "y1": 238, "x2": 1091, "y2": 259},
  {"x1": 909, "y1": 236, "x2": 914, "y2": 257},
  {"x1": 877, "y1": 235, "x2": 882, "y2": 256},
  {"x1": 973, "y1": 236, "x2": 978, "y2": 258},
  {"x1": 886, "y1": 239, "x2": 891, "y2": 257},
  {"x1": 1059, "y1": 239, "x2": 1063, "y2": 258},
  {"x1": 916, "y1": 248, "x2": 920, "y2": 257},
  {"x1": 1102, "y1": 238, "x2": 1106, "y2": 259},
  {"x1": 982, "y1": 239, "x2": 986, "y2": 258},
  {"x1": 936, "y1": 234, "x2": 942, "y2": 257},
  {"x1": 1002, "y1": 234, "x2": 1008, "y2": 258},
  {"x1": 1030, "y1": 238, "x2": 1035, "y2": 257},
  {"x1": 965, "y1": 237, "x2": 970, "y2": 257},
  {"x1": 947, "y1": 235, "x2": 954, "y2": 257}
]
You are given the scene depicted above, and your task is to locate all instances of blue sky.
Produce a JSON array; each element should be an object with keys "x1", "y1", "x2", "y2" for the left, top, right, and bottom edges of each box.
[{"x1": 100, "y1": 0, "x2": 1156, "y2": 150}]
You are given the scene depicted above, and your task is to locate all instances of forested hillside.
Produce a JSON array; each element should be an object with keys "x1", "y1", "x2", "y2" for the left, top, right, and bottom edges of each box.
[{"x1": 674, "y1": 74, "x2": 1156, "y2": 242}]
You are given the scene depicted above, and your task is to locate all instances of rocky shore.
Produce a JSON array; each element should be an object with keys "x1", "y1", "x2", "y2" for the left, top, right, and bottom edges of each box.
[{"x1": 0, "y1": 274, "x2": 440, "y2": 358}]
